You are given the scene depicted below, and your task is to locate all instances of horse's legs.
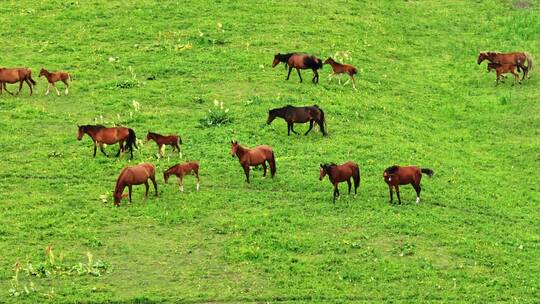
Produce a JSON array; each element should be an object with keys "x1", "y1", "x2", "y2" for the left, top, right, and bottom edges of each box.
[
  {"x1": 395, "y1": 185, "x2": 401, "y2": 204},
  {"x1": 53, "y1": 83, "x2": 60, "y2": 96},
  {"x1": 93, "y1": 143, "x2": 97, "y2": 157},
  {"x1": 150, "y1": 175, "x2": 158, "y2": 196},
  {"x1": 17, "y1": 80, "x2": 23, "y2": 95},
  {"x1": 99, "y1": 144, "x2": 109, "y2": 157},
  {"x1": 312, "y1": 70, "x2": 319, "y2": 84},
  {"x1": 3, "y1": 83, "x2": 13, "y2": 95},
  {"x1": 158, "y1": 144, "x2": 164, "y2": 158},
  {"x1": 286, "y1": 66, "x2": 293, "y2": 80},
  {"x1": 290, "y1": 123, "x2": 298, "y2": 135},
  {"x1": 242, "y1": 164, "x2": 250, "y2": 183},
  {"x1": 116, "y1": 142, "x2": 123, "y2": 157},
  {"x1": 195, "y1": 170, "x2": 200, "y2": 191},
  {"x1": 350, "y1": 75, "x2": 357, "y2": 91},
  {"x1": 388, "y1": 186, "x2": 393, "y2": 203},
  {"x1": 511, "y1": 70, "x2": 520, "y2": 85},
  {"x1": 287, "y1": 122, "x2": 291, "y2": 136},
  {"x1": 45, "y1": 83, "x2": 51, "y2": 95},
  {"x1": 24, "y1": 79, "x2": 33, "y2": 96},
  {"x1": 262, "y1": 162, "x2": 267, "y2": 178},
  {"x1": 128, "y1": 185, "x2": 132, "y2": 203},
  {"x1": 296, "y1": 69, "x2": 303, "y2": 83},
  {"x1": 305, "y1": 120, "x2": 314, "y2": 135},
  {"x1": 144, "y1": 181, "x2": 149, "y2": 199},
  {"x1": 62, "y1": 79, "x2": 69, "y2": 95},
  {"x1": 178, "y1": 176, "x2": 184, "y2": 192},
  {"x1": 496, "y1": 72, "x2": 501, "y2": 86},
  {"x1": 347, "y1": 179, "x2": 351, "y2": 194},
  {"x1": 413, "y1": 183, "x2": 421, "y2": 203}
]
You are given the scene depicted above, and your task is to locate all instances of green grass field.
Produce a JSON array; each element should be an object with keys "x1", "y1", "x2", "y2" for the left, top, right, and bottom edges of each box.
[{"x1": 0, "y1": 1, "x2": 539, "y2": 302}]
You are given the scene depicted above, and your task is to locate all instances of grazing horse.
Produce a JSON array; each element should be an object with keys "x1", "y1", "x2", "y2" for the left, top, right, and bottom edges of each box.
[
  {"x1": 164, "y1": 161, "x2": 200, "y2": 192},
  {"x1": 477, "y1": 51, "x2": 533, "y2": 80},
  {"x1": 77, "y1": 125, "x2": 138, "y2": 159},
  {"x1": 39, "y1": 68, "x2": 71, "y2": 96},
  {"x1": 145, "y1": 132, "x2": 182, "y2": 158},
  {"x1": 487, "y1": 62, "x2": 520, "y2": 85},
  {"x1": 383, "y1": 165, "x2": 433, "y2": 204},
  {"x1": 0, "y1": 68, "x2": 36, "y2": 95},
  {"x1": 319, "y1": 162, "x2": 360, "y2": 204},
  {"x1": 272, "y1": 53, "x2": 323, "y2": 84},
  {"x1": 267, "y1": 105, "x2": 327, "y2": 136},
  {"x1": 113, "y1": 163, "x2": 158, "y2": 206},
  {"x1": 231, "y1": 141, "x2": 276, "y2": 183},
  {"x1": 323, "y1": 57, "x2": 358, "y2": 90}
]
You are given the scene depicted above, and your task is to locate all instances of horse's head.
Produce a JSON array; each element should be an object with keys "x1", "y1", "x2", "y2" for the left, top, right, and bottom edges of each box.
[
  {"x1": 113, "y1": 191, "x2": 122, "y2": 206},
  {"x1": 477, "y1": 52, "x2": 489, "y2": 65},
  {"x1": 267, "y1": 109, "x2": 277, "y2": 125},
  {"x1": 383, "y1": 165, "x2": 399, "y2": 184},
  {"x1": 39, "y1": 68, "x2": 46, "y2": 77},
  {"x1": 145, "y1": 132, "x2": 152, "y2": 143},
  {"x1": 77, "y1": 125, "x2": 85, "y2": 140},
  {"x1": 272, "y1": 54, "x2": 281, "y2": 68},
  {"x1": 323, "y1": 57, "x2": 333, "y2": 65},
  {"x1": 163, "y1": 171, "x2": 170, "y2": 184},
  {"x1": 231, "y1": 140, "x2": 239, "y2": 157},
  {"x1": 319, "y1": 164, "x2": 328, "y2": 181}
]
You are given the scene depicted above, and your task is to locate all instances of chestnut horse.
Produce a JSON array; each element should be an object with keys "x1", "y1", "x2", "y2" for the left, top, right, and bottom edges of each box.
[
  {"x1": 267, "y1": 105, "x2": 327, "y2": 136},
  {"x1": 39, "y1": 68, "x2": 71, "y2": 96},
  {"x1": 77, "y1": 125, "x2": 138, "y2": 159},
  {"x1": 0, "y1": 68, "x2": 36, "y2": 95},
  {"x1": 487, "y1": 62, "x2": 520, "y2": 85},
  {"x1": 383, "y1": 165, "x2": 433, "y2": 204},
  {"x1": 272, "y1": 53, "x2": 323, "y2": 84},
  {"x1": 164, "y1": 161, "x2": 200, "y2": 192},
  {"x1": 319, "y1": 162, "x2": 360, "y2": 204},
  {"x1": 323, "y1": 57, "x2": 358, "y2": 90},
  {"x1": 145, "y1": 132, "x2": 182, "y2": 158},
  {"x1": 113, "y1": 163, "x2": 158, "y2": 206},
  {"x1": 231, "y1": 141, "x2": 276, "y2": 183},
  {"x1": 477, "y1": 51, "x2": 533, "y2": 80}
]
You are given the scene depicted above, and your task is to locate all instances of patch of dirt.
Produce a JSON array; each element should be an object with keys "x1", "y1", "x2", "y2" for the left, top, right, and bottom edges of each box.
[{"x1": 514, "y1": 0, "x2": 533, "y2": 9}]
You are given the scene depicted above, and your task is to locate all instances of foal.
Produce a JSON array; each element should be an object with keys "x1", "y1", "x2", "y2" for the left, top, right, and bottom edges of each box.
[
  {"x1": 383, "y1": 165, "x2": 433, "y2": 204},
  {"x1": 487, "y1": 62, "x2": 520, "y2": 85},
  {"x1": 267, "y1": 105, "x2": 327, "y2": 136},
  {"x1": 319, "y1": 162, "x2": 360, "y2": 204},
  {"x1": 39, "y1": 68, "x2": 71, "y2": 96},
  {"x1": 323, "y1": 57, "x2": 358, "y2": 90},
  {"x1": 231, "y1": 141, "x2": 276, "y2": 183},
  {"x1": 145, "y1": 132, "x2": 182, "y2": 158},
  {"x1": 164, "y1": 161, "x2": 200, "y2": 192},
  {"x1": 113, "y1": 163, "x2": 158, "y2": 206}
]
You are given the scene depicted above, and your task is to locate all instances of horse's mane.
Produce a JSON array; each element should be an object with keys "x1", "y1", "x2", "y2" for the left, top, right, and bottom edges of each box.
[
  {"x1": 114, "y1": 166, "x2": 130, "y2": 193},
  {"x1": 81, "y1": 124, "x2": 105, "y2": 132},
  {"x1": 147, "y1": 131, "x2": 162, "y2": 137},
  {"x1": 384, "y1": 165, "x2": 400, "y2": 174},
  {"x1": 323, "y1": 163, "x2": 337, "y2": 169}
]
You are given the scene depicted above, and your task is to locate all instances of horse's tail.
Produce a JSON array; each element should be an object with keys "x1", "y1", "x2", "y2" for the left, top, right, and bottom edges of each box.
[
  {"x1": 177, "y1": 135, "x2": 183, "y2": 145},
  {"x1": 353, "y1": 165, "x2": 360, "y2": 190},
  {"x1": 126, "y1": 128, "x2": 138, "y2": 157},
  {"x1": 525, "y1": 52, "x2": 533, "y2": 71},
  {"x1": 27, "y1": 70, "x2": 36, "y2": 86},
  {"x1": 421, "y1": 168, "x2": 434, "y2": 178},
  {"x1": 315, "y1": 105, "x2": 327, "y2": 136},
  {"x1": 269, "y1": 151, "x2": 276, "y2": 178}
]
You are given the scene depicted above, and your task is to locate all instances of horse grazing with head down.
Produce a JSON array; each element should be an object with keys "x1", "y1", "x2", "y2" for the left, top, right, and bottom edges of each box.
[
  {"x1": 487, "y1": 62, "x2": 520, "y2": 85},
  {"x1": 231, "y1": 141, "x2": 276, "y2": 183},
  {"x1": 39, "y1": 68, "x2": 71, "y2": 96},
  {"x1": 145, "y1": 132, "x2": 182, "y2": 158},
  {"x1": 477, "y1": 51, "x2": 533, "y2": 80},
  {"x1": 77, "y1": 125, "x2": 138, "y2": 159},
  {"x1": 272, "y1": 53, "x2": 323, "y2": 84},
  {"x1": 323, "y1": 57, "x2": 358, "y2": 90},
  {"x1": 113, "y1": 163, "x2": 158, "y2": 206},
  {"x1": 164, "y1": 161, "x2": 200, "y2": 192},
  {"x1": 0, "y1": 67, "x2": 36, "y2": 95},
  {"x1": 319, "y1": 162, "x2": 360, "y2": 204},
  {"x1": 267, "y1": 105, "x2": 327, "y2": 136},
  {"x1": 383, "y1": 165, "x2": 433, "y2": 204}
]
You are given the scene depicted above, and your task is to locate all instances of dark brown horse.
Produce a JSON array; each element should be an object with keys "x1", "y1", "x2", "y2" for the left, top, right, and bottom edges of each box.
[
  {"x1": 267, "y1": 105, "x2": 327, "y2": 136},
  {"x1": 39, "y1": 68, "x2": 71, "y2": 96},
  {"x1": 319, "y1": 162, "x2": 360, "y2": 204},
  {"x1": 383, "y1": 165, "x2": 433, "y2": 204},
  {"x1": 231, "y1": 141, "x2": 276, "y2": 183},
  {"x1": 477, "y1": 51, "x2": 533, "y2": 80},
  {"x1": 272, "y1": 53, "x2": 323, "y2": 84},
  {"x1": 113, "y1": 163, "x2": 158, "y2": 206},
  {"x1": 487, "y1": 62, "x2": 520, "y2": 85},
  {"x1": 145, "y1": 132, "x2": 182, "y2": 158},
  {"x1": 164, "y1": 161, "x2": 200, "y2": 192},
  {"x1": 323, "y1": 57, "x2": 358, "y2": 90},
  {"x1": 77, "y1": 125, "x2": 138, "y2": 159},
  {"x1": 0, "y1": 68, "x2": 36, "y2": 95}
]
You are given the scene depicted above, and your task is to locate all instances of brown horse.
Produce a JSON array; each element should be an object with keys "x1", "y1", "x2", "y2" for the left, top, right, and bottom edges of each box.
[
  {"x1": 0, "y1": 68, "x2": 36, "y2": 95},
  {"x1": 231, "y1": 141, "x2": 276, "y2": 183},
  {"x1": 477, "y1": 51, "x2": 533, "y2": 80},
  {"x1": 267, "y1": 105, "x2": 327, "y2": 136},
  {"x1": 39, "y1": 68, "x2": 71, "y2": 96},
  {"x1": 319, "y1": 162, "x2": 360, "y2": 204},
  {"x1": 487, "y1": 62, "x2": 520, "y2": 85},
  {"x1": 164, "y1": 161, "x2": 200, "y2": 192},
  {"x1": 113, "y1": 163, "x2": 158, "y2": 206},
  {"x1": 145, "y1": 132, "x2": 182, "y2": 158},
  {"x1": 323, "y1": 57, "x2": 358, "y2": 90},
  {"x1": 272, "y1": 53, "x2": 323, "y2": 84},
  {"x1": 383, "y1": 165, "x2": 433, "y2": 204},
  {"x1": 77, "y1": 125, "x2": 138, "y2": 159}
]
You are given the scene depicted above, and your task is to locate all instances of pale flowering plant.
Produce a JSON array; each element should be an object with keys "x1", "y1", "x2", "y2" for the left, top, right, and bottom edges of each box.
[{"x1": 199, "y1": 100, "x2": 232, "y2": 127}]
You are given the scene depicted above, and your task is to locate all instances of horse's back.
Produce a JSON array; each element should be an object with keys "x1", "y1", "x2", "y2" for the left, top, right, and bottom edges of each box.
[{"x1": 131, "y1": 162, "x2": 156, "y2": 179}]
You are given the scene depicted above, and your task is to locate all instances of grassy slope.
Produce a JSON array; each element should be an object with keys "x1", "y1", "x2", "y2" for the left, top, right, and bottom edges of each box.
[{"x1": 0, "y1": 0, "x2": 538, "y2": 302}]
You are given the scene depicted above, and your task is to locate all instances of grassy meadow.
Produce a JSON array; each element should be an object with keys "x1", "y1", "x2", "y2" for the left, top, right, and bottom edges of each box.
[{"x1": 0, "y1": 0, "x2": 539, "y2": 302}]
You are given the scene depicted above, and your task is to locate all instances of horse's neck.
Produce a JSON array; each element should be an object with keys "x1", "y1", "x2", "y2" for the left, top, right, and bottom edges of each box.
[
  {"x1": 114, "y1": 172, "x2": 128, "y2": 195},
  {"x1": 42, "y1": 70, "x2": 52, "y2": 78},
  {"x1": 236, "y1": 146, "x2": 249, "y2": 159}
]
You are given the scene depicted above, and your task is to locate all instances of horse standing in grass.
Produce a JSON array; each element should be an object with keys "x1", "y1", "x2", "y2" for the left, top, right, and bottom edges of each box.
[
  {"x1": 383, "y1": 165, "x2": 433, "y2": 204},
  {"x1": 487, "y1": 62, "x2": 520, "y2": 85},
  {"x1": 477, "y1": 51, "x2": 533, "y2": 80},
  {"x1": 39, "y1": 68, "x2": 71, "y2": 96},
  {"x1": 231, "y1": 141, "x2": 276, "y2": 183},
  {"x1": 0, "y1": 67, "x2": 36, "y2": 95},
  {"x1": 267, "y1": 105, "x2": 327, "y2": 136},
  {"x1": 113, "y1": 163, "x2": 158, "y2": 206},
  {"x1": 319, "y1": 162, "x2": 360, "y2": 204},
  {"x1": 77, "y1": 125, "x2": 138, "y2": 159},
  {"x1": 272, "y1": 53, "x2": 323, "y2": 84},
  {"x1": 164, "y1": 161, "x2": 200, "y2": 192},
  {"x1": 323, "y1": 57, "x2": 358, "y2": 90},
  {"x1": 145, "y1": 132, "x2": 182, "y2": 158}
]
